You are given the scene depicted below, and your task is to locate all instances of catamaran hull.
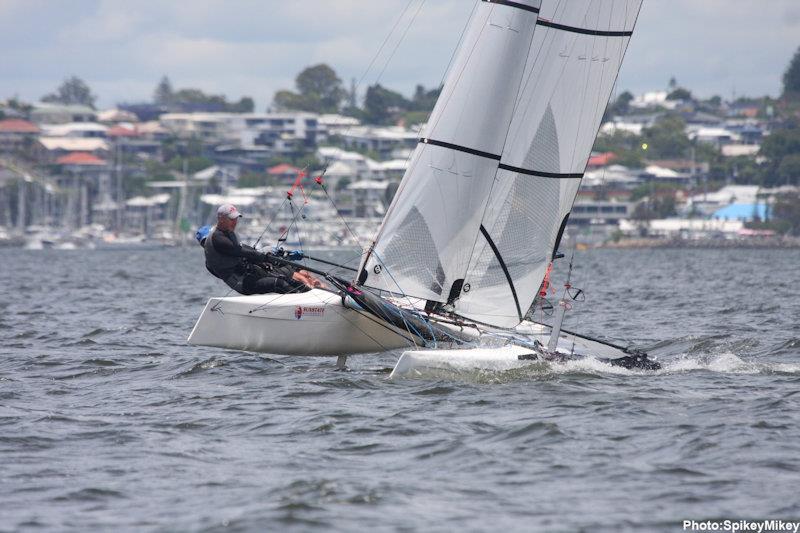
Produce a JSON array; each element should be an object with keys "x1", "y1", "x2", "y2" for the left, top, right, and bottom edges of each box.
[{"x1": 187, "y1": 289, "x2": 415, "y2": 356}]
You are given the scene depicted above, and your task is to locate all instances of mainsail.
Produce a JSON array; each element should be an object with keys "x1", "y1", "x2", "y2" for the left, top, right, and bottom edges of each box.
[{"x1": 359, "y1": 0, "x2": 642, "y2": 328}]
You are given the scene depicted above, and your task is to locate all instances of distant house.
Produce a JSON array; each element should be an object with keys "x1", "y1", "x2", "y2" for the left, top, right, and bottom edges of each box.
[
  {"x1": 116, "y1": 103, "x2": 168, "y2": 122},
  {"x1": 339, "y1": 126, "x2": 418, "y2": 159},
  {"x1": 712, "y1": 203, "x2": 768, "y2": 222},
  {"x1": 721, "y1": 144, "x2": 760, "y2": 158},
  {"x1": 0, "y1": 118, "x2": 41, "y2": 155},
  {"x1": 30, "y1": 103, "x2": 96, "y2": 125},
  {"x1": 587, "y1": 152, "x2": 616, "y2": 169},
  {"x1": 97, "y1": 108, "x2": 139, "y2": 124},
  {"x1": 42, "y1": 122, "x2": 108, "y2": 138},
  {"x1": 348, "y1": 179, "x2": 389, "y2": 218},
  {"x1": 639, "y1": 164, "x2": 692, "y2": 186},
  {"x1": 107, "y1": 125, "x2": 140, "y2": 139},
  {"x1": 646, "y1": 158, "x2": 709, "y2": 177},
  {"x1": 687, "y1": 127, "x2": 740, "y2": 147},
  {"x1": 571, "y1": 200, "x2": 634, "y2": 226},
  {"x1": 685, "y1": 185, "x2": 760, "y2": 217},
  {"x1": 37, "y1": 137, "x2": 110, "y2": 162},
  {"x1": 56, "y1": 151, "x2": 107, "y2": 167},
  {"x1": 267, "y1": 163, "x2": 303, "y2": 184}
]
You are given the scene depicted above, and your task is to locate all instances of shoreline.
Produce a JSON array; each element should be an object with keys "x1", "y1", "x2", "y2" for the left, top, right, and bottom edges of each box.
[{"x1": 600, "y1": 237, "x2": 800, "y2": 249}]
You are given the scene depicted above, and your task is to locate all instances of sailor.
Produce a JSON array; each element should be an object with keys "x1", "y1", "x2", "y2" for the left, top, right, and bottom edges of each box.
[{"x1": 203, "y1": 204, "x2": 319, "y2": 295}]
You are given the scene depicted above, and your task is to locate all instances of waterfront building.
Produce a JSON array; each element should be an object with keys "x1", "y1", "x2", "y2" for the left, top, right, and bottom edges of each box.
[
  {"x1": 0, "y1": 119, "x2": 41, "y2": 156},
  {"x1": 30, "y1": 103, "x2": 96, "y2": 125}
]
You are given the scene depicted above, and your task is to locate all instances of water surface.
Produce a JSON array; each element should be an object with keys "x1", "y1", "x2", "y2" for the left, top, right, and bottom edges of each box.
[{"x1": 1, "y1": 247, "x2": 799, "y2": 532}]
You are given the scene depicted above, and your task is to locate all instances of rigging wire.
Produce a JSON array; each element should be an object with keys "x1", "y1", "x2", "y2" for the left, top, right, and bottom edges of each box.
[{"x1": 376, "y1": 0, "x2": 427, "y2": 83}]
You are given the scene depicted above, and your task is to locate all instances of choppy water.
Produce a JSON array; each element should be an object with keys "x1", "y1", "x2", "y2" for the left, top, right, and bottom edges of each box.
[{"x1": 1, "y1": 247, "x2": 799, "y2": 532}]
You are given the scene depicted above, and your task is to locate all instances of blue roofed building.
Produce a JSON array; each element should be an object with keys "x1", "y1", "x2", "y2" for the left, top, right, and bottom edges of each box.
[{"x1": 712, "y1": 203, "x2": 768, "y2": 222}]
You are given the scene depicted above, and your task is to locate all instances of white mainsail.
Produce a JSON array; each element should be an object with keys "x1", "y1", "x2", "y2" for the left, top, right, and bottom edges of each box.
[{"x1": 360, "y1": 0, "x2": 642, "y2": 328}]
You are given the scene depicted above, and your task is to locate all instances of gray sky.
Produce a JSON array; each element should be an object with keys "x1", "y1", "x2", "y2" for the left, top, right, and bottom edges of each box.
[{"x1": 1, "y1": 0, "x2": 799, "y2": 110}]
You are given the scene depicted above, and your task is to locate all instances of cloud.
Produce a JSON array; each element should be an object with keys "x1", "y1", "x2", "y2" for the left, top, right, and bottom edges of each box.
[{"x1": 0, "y1": 0, "x2": 798, "y2": 108}]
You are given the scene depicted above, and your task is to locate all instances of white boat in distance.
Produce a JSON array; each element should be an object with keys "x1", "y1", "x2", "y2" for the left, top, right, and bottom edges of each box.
[{"x1": 189, "y1": 0, "x2": 658, "y2": 373}]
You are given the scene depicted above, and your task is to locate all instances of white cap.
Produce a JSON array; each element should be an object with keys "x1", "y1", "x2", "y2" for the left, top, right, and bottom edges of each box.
[{"x1": 217, "y1": 204, "x2": 242, "y2": 220}]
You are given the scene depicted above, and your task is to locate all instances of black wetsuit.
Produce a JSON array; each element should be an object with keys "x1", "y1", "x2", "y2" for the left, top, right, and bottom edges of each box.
[{"x1": 204, "y1": 227, "x2": 307, "y2": 295}]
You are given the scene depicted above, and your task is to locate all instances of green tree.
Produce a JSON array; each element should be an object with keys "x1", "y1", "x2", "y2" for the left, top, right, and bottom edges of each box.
[
  {"x1": 772, "y1": 192, "x2": 800, "y2": 235},
  {"x1": 273, "y1": 90, "x2": 310, "y2": 112},
  {"x1": 296, "y1": 64, "x2": 345, "y2": 112},
  {"x1": 666, "y1": 87, "x2": 692, "y2": 101},
  {"x1": 641, "y1": 115, "x2": 691, "y2": 159},
  {"x1": 158, "y1": 85, "x2": 253, "y2": 112},
  {"x1": 363, "y1": 84, "x2": 409, "y2": 125},
  {"x1": 273, "y1": 64, "x2": 345, "y2": 113},
  {"x1": 782, "y1": 45, "x2": 800, "y2": 96},
  {"x1": 231, "y1": 96, "x2": 255, "y2": 113},
  {"x1": 153, "y1": 75, "x2": 174, "y2": 105},
  {"x1": 760, "y1": 127, "x2": 800, "y2": 186},
  {"x1": 777, "y1": 154, "x2": 800, "y2": 185},
  {"x1": 593, "y1": 129, "x2": 645, "y2": 167},
  {"x1": 41, "y1": 76, "x2": 97, "y2": 108},
  {"x1": 603, "y1": 91, "x2": 635, "y2": 121},
  {"x1": 410, "y1": 84, "x2": 441, "y2": 112}
]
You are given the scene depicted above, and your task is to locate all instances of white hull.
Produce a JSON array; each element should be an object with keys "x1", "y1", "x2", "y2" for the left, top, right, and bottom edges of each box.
[
  {"x1": 188, "y1": 289, "x2": 416, "y2": 356},
  {"x1": 391, "y1": 345, "x2": 537, "y2": 377},
  {"x1": 188, "y1": 290, "x2": 635, "y2": 369}
]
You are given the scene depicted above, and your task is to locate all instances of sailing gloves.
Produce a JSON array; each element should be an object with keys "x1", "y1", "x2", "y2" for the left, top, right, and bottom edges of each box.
[{"x1": 269, "y1": 247, "x2": 304, "y2": 261}]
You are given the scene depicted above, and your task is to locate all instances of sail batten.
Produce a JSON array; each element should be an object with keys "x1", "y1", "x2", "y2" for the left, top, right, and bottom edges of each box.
[
  {"x1": 419, "y1": 138, "x2": 502, "y2": 161},
  {"x1": 497, "y1": 163, "x2": 583, "y2": 179},
  {"x1": 482, "y1": 0, "x2": 540, "y2": 14},
  {"x1": 536, "y1": 19, "x2": 633, "y2": 37},
  {"x1": 360, "y1": 0, "x2": 642, "y2": 327}
]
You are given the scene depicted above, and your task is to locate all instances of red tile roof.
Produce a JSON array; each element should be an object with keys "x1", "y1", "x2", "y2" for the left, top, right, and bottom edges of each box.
[
  {"x1": 107, "y1": 125, "x2": 140, "y2": 137},
  {"x1": 587, "y1": 152, "x2": 616, "y2": 167},
  {"x1": 0, "y1": 119, "x2": 40, "y2": 134},
  {"x1": 56, "y1": 152, "x2": 107, "y2": 166},
  {"x1": 268, "y1": 163, "x2": 301, "y2": 175}
]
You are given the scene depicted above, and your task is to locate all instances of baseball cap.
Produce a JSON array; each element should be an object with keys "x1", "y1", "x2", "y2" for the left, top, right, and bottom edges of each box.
[{"x1": 217, "y1": 204, "x2": 242, "y2": 220}]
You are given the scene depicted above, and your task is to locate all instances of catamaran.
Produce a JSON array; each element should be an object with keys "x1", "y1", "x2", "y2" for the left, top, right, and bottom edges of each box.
[{"x1": 189, "y1": 0, "x2": 659, "y2": 374}]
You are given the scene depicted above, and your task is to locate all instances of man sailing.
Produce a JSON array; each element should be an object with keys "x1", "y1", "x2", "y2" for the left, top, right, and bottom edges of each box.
[{"x1": 203, "y1": 204, "x2": 320, "y2": 295}]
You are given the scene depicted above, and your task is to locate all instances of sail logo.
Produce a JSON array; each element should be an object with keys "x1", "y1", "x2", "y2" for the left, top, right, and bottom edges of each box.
[{"x1": 294, "y1": 306, "x2": 325, "y2": 319}]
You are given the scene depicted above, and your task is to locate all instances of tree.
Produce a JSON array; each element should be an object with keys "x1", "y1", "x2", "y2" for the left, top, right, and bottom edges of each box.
[
  {"x1": 363, "y1": 84, "x2": 409, "y2": 125},
  {"x1": 759, "y1": 127, "x2": 800, "y2": 186},
  {"x1": 152, "y1": 78, "x2": 253, "y2": 112},
  {"x1": 666, "y1": 87, "x2": 692, "y2": 101},
  {"x1": 668, "y1": 76, "x2": 678, "y2": 91},
  {"x1": 41, "y1": 76, "x2": 97, "y2": 108},
  {"x1": 153, "y1": 76, "x2": 174, "y2": 105},
  {"x1": 296, "y1": 64, "x2": 345, "y2": 112},
  {"x1": 778, "y1": 154, "x2": 800, "y2": 185},
  {"x1": 782, "y1": 45, "x2": 800, "y2": 96},
  {"x1": 273, "y1": 64, "x2": 345, "y2": 113},
  {"x1": 641, "y1": 115, "x2": 691, "y2": 159},
  {"x1": 273, "y1": 90, "x2": 311, "y2": 112},
  {"x1": 773, "y1": 192, "x2": 800, "y2": 235},
  {"x1": 410, "y1": 84, "x2": 441, "y2": 112},
  {"x1": 603, "y1": 90, "x2": 634, "y2": 120},
  {"x1": 230, "y1": 96, "x2": 255, "y2": 113}
]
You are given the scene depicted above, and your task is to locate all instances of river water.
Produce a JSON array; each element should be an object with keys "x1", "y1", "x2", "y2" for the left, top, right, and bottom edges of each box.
[{"x1": 1, "y1": 247, "x2": 799, "y2": 532}]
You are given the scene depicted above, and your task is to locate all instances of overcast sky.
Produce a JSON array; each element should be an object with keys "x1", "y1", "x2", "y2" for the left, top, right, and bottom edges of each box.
[{"x1": 1, "y1": 0, "x2": 799, "y2": 110}]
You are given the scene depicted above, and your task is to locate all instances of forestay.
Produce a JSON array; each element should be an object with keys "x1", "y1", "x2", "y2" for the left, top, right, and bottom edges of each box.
[{"x1": 359, "y1": 0, "x2": 642, "y2": 328}]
